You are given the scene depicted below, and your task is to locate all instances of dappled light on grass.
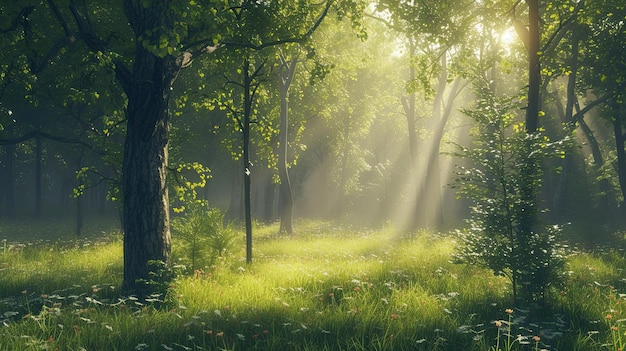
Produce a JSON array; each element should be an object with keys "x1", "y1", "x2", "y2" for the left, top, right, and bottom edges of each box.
[{"x1": 4, "y1": 221, "x2": 626, "y2": 349}]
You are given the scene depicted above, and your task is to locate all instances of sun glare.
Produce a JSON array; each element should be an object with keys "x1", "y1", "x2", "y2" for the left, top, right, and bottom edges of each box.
[{"x1": 499, "y1": 26, "x2": 517, "y2": 47}]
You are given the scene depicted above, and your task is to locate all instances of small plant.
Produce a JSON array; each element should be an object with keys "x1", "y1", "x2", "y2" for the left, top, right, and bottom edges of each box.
[
  {"x1": 172, "y1": 201, "x2": 239, "y2": 273},
  {"x1": 489, "y1": 309, "x2": 546, "y2": 351}
]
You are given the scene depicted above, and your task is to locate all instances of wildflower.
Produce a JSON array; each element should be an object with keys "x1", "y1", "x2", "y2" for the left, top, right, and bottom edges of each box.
[
  {"x1": 206, "y1": 330, "x2": 213, "y2": 335},
  {"x1": 495, "y1": 320, "x2": 503, "y2": 328},
  {"x1": 505, "y1": 308, "x2": 513, "y2": 314},
  {"x1": 533, "y1": 335, "x2": 541, "y2": 342},
  {"x1": 354, "y1": 286, "x2": 360, "y2": 292},
  {"x1": 216, "y1": 331, "x2": 224, "y2": 337},
  {"x1": 73, "y1": 325, "x2": 80, "y2": 334},
  {"x1": 612, "y1": 326, "x2": 619, "y2": 331},
  {"x1": 606, "y1": 314, "x2": 613, "y2": 320},
  {"x1": 390, "y1": 313, "x2": 399, "y2": 320}
]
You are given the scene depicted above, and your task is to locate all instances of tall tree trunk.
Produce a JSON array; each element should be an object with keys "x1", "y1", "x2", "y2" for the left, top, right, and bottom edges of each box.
[
  {"x1": 400, "y1": 38, "x2": 419, "y2": 230},
  {"x1": 525, "y1": 0, "x2": 540, "y2": 134},
  {"x1": 552, "y1": 31, "x2": 579, "y2": 216},
  {"x1": 243, "y1": 57, "x2": 253, "y2": 264},
  {"x1": 119, "y1": 1, "x2": 181, "y2": 295},
  {"x1": 278, "y1": 57, "x2": 297, "y2": 234},
  {"x1": 579, "y1": 116, "x2": 616, "y2": 216},
  {"x1": 425, "y1": 75, "x2": 462, "y2": 227},
  {"x1": 519, "y1": 0, "x2": 541, "y2": 236}
]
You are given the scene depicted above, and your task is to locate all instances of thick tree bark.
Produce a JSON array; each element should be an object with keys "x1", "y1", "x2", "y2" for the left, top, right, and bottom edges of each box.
[
  {"x1": 278, "y1": 57, "x2": 297, "y2": 234},
  {"x1": 119, "y1": 1, "x2": 181, "y2": 295},
  {"x1": 57, "y1": 1, "x2": 181, "y2": 294}
]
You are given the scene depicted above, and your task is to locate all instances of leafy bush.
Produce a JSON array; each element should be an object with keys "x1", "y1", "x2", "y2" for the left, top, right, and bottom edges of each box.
[
  {"x1": 171, "y1": 202, "x2": 239, "y2": 273},
  {"x1": 452, "y1": 80, "x2": 567, "y2": 305}
]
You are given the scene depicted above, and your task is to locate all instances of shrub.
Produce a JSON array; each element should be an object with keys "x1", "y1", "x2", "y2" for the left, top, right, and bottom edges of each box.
[
  {"x1": 451, "y1": 79, "x2": 567, "y2": 305},
  {"x1": 171, "y1": 202, "x2": 239, "y2": 273}
]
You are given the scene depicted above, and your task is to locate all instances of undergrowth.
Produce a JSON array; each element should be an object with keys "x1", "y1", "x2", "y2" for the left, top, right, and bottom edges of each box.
[{"x1": 1, "y1": 219, "x2": 626, "y2": 350}]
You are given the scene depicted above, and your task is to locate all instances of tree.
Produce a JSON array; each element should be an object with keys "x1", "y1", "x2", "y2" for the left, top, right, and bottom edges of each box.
[
  {"x1": 66, "y1": 1, "x2": 185, "y2": 294},
  {"x1": 277, "y1": 53, "x2": 298, "y2": 234},
  {"x1": 374, "y1": 0, "x2": 474, "y2": 229},
  {"x1": 194, "y1": 0, "x2": 364, "y2": 262}
]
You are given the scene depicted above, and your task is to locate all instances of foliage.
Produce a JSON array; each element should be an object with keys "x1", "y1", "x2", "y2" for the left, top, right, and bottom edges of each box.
[
  {"x1": 452, "y1": 78, "x2": 568, "y2": 304},
  {"x1": 171, "y1": 202, "x2": 238, "y2": 273}
]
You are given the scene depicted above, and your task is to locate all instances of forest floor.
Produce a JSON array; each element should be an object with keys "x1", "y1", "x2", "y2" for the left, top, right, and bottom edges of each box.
[{"x1": 1, "y1": 218, "x2": 626, "y2": 350}]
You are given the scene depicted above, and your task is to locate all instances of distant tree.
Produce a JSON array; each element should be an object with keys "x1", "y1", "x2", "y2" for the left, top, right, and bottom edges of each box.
[
  {"x1": 277, "y1": 53, "x2": 298, "y2": 234},
  {"x1": 374, "y1": 0, "x2": 474, "y2": 229}
]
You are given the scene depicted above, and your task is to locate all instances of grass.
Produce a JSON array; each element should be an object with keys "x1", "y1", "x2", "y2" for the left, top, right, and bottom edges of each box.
[{"x1": 1, "y1": 219, "x2": 626, "y2": 350}]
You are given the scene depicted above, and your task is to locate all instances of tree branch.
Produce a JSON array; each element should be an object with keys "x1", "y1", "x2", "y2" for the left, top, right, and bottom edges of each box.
[
  {"x1": 0, "y1": 129, "x2": 94, "y2": 150},
  {"x1": 0, "y1": 5, "x2": 35, "y2": 34},
  {"x1": 221, "y1": 0, "x2": 333, "y2": 51},
  {"x1": 67, "y1": 0, "x2": 133, "y2": 93}
]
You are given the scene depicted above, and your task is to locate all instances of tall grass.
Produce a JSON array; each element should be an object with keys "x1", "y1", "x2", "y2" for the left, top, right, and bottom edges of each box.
[{"x1": 1, "y1": 219, "x2": 626, "y2": 350}]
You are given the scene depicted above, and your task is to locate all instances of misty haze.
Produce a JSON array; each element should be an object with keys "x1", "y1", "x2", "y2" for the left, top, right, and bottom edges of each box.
[{"x1": 1, "y1": 1, "x2": 625, "y2": 350}]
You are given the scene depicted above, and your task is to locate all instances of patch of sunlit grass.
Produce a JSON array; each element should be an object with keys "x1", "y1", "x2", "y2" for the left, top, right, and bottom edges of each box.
[{"x1": 4, "y1": 219, "x2": 626, "y2": 350}]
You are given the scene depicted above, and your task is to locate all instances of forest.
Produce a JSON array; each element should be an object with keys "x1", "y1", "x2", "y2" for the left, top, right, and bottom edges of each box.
[{"x1": 1, "y1": 0, "x2": 626, "y2": 350}]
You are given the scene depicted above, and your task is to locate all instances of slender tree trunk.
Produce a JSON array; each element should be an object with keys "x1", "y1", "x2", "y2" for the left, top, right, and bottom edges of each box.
[
  {"x1": 552, "y1": 32, "x2": 579, "y2": 215},
  {"x1": 426, "y1": 76, "x2": 462, "y2": 227},
  {"x1": 76, "y1": 195, "x2": 84, "y2": 236},
  {"x1": 278, "y1": 57, "x2": 297, "y2": 234},
  {"x1": 336, "y1": 119, "x2": 352, "y2": 220},
  {"x1": 526, "y1": 0, "x2": 540, "y2": 134},
  {"x1": 579, "y1": 116, "x2": 616, "y2": 216},
  {"x1": 75, "y1": 146, "x2": 86, "y2": 236},
  {"x1": 34, "y1": 135, "x2": 43, "y2": 218},
  {"x1": 612, "y1": 102, "x2": 626, "y2": 206},
  {"x1": 401, "y1": 38, "x2": 419, "y2": 230},
  {"x1": 243, "y1": 57, "x2": 253, "y2": 264},
  {"x1": 3, "y1": 143, "x2": 16, "y2": 217}
]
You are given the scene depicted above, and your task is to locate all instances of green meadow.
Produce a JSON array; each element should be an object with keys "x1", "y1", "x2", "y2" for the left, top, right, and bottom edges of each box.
[{"x1": 1, "y1": 219, "x2": 626, "y2": 350}]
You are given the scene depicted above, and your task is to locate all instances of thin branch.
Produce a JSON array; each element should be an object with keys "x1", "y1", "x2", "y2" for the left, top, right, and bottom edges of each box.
[
  {"x1": 570, "y1": 94, "x2": 611, "y2": 127},
  {"x1": 221, "y1": 0, "x2": 333, "y2": 51},
  {"x1": 46, "y1": 0, "x2": 72, "y2": 37},
  {"x1": 0, "y1": 129, "x2": 91, "y2": 149},
  {"x1": 67, "y1": 0, "x2": 133, "y2": 93},
  {"x1": 541, "y1": 10, "x2": 579, "y2": 55},
  {"x1": 0, "y1": 5, "x2": 35, "y2": 34}
]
